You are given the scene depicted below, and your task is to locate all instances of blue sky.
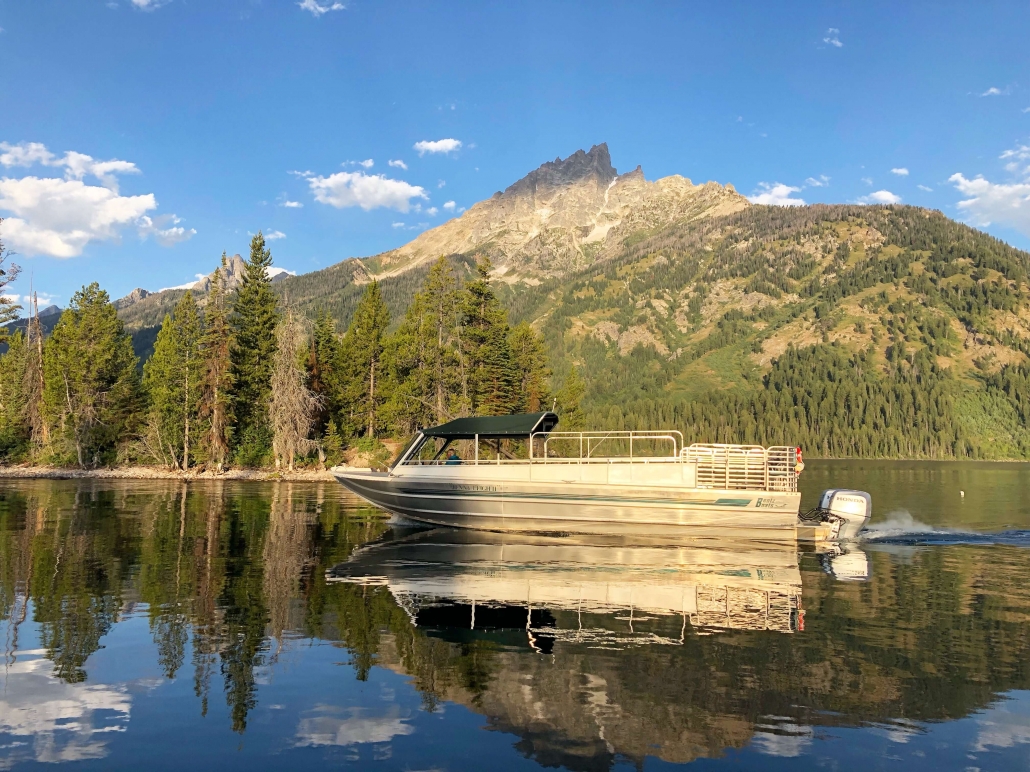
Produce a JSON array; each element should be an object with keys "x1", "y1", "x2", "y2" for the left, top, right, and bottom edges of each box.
[{"x1": 1, "y1": 0, "x2": 1028, "y2": 309}]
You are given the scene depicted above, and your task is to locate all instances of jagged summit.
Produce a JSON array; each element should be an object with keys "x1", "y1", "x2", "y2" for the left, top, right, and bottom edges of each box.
[
  {"x1": 501, "y1": 143, "x2": 618, "y2": 199},
  {"x1": 369, "y1": 143, "x2": 748, "y2": 281}
]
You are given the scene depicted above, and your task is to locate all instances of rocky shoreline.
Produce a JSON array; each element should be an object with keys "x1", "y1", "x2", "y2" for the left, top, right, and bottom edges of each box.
[{"x1": 0, "y1": 465, "x2": 338, "y2": 482}]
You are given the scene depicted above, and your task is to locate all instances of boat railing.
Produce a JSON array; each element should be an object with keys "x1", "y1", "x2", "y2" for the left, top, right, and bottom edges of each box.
[
  {"x1": 534, "y1": 430, "x2": 683, "y2": 461},
  {"x1": 682, "y1": 444, "x2": 798, "y2": 492}
]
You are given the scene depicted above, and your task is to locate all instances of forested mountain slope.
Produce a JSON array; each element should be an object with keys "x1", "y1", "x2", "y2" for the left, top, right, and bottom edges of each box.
[
  {"x1": 100, "y1": 145, "x2": 1030, "y2": 458},
  {"x1": 518, "y1": 204, "x2": 1030, "y2": 457}
]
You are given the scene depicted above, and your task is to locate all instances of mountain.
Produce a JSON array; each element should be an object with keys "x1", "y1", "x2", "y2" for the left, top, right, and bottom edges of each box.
[
  {"x1": 96, "y1": 143, "x2": 1030, "y2": 456},
  {"x1": 364, "y1": 143, "x2": 747, "y2": 281}
]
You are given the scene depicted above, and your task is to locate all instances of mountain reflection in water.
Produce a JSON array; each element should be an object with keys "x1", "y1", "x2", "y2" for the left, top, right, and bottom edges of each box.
[{"x1": 1, "y1": 476, "x2": 1029, "y2": 771}]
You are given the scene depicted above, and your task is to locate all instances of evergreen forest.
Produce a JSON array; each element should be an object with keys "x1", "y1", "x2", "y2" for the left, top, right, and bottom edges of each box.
[{"x1": 4, "y1": 202, "x2": 1030, "y2": 469}]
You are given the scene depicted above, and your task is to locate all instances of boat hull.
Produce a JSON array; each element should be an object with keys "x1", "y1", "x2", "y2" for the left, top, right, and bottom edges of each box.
[{"x1": 332, "y1": 467, "x2": 801, "y2": 539}]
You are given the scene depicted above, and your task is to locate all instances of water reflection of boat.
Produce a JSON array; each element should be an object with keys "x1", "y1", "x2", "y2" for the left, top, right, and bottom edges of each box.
[{"x1": 326, "y1": 529, "x2": 804, "y2": 643}]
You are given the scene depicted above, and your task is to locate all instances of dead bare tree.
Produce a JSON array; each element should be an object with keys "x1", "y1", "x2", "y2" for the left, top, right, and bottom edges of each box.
[
  {"x1": 23, "y1": 293, "x2": 49, "y2": 448},
  {"x1": 269, "y1": 311, "x2": 320, "y2": 471}
]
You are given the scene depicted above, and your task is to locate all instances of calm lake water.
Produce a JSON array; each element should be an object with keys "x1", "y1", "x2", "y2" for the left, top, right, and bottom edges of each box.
[{"x1": 2, "y1": 461, "x2": 1029, "y2": 771}]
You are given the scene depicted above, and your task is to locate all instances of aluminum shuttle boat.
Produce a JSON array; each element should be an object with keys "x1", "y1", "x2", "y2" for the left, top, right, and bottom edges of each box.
[{"x1": 331, "y1": 412, "x2": 871, "y2": 540}]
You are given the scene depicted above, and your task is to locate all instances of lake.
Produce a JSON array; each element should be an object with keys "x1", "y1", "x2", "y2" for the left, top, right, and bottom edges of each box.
[{"x1": 2, "y1": 461, "x2": 1029, "y2": 771}]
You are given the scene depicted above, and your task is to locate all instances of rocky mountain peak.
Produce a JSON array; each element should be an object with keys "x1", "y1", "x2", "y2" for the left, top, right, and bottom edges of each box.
[
  {"x1": 502, "y1": 143, "x2": 617, "y2": 199},
  {"x1": 363, "y1": 144, "x2": 750, "y2": 282},
  {"x1": 194, "y1": 254, "x2": 248, "y2": 293},
  {"x1": 114, "y1": 288, "x2": 152, "y2": 310}
]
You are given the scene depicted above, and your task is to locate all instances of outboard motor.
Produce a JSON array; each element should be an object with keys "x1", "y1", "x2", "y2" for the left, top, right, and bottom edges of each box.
[{"x1": 817, "y1": 489, "x2": 872, "y2": 540}]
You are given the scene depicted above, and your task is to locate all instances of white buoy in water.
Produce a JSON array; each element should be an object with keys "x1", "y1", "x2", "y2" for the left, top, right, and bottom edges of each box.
[{"x1": 960, "y1": 490, "x2": 965, "y2": 497}]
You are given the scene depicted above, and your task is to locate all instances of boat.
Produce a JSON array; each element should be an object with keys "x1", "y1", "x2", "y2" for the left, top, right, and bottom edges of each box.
[
  {"x1": 331, "y1": 411, "x2": 871, "y2": 540},
  {"x1": 326, "y1": 528, "x2": 806, "y2": 643}
]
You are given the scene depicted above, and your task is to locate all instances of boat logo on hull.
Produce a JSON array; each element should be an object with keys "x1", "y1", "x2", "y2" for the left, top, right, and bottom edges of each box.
[{"x1": 755, "y1": 497, "x2": 788, "y2": 509}]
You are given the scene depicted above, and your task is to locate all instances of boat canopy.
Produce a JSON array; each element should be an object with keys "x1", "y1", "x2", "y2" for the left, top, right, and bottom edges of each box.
[{"x1": 422, "y1": 412, "x2": 559, "y2": 440}]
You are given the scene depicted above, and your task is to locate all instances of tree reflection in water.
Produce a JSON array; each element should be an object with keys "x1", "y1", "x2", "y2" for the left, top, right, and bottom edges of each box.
[{"x1": 1, "y1": 479, "x2": 1029, "y2": 769}]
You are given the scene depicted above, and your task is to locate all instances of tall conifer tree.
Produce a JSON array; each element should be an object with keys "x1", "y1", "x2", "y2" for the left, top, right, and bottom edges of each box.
[
  {"x1": 389, "y1": 257, "x2": 461, "y2": 432},
  {"x1": 42, "y1": 283, "x2": 142, "y2": 468},
  {"x1": 459, "y1": 259, "x2": 518, "y2": 415},
  {"x1": 144, "y1": 292, "x2": 202, "y2": 469},
  {"x1": 0, "y1": 223, "x2": 21, "y2": 341},
  {"x1": 342, "y1": 281, "x2": 390, "y2": 437},
  {"x1": 509, "y1": 322, "x2": 551, "y2": 413},
  {"x1": 0, "y1": 330, "x2": 29, "y2": 459},
  {"x1": 308, "y1": 308, "x2": 339, "y2": 436},
  {"x1": 200, "y1": 255, "x2": 233, "y2": 470},
  {"x1": 229, "y1": 233, "x2": 280, "y2": 463}
]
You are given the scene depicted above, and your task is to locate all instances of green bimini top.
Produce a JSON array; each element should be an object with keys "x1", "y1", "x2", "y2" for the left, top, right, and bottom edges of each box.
[{"x1": 421, "y1": 412, "x2": 559, "y2": 440}]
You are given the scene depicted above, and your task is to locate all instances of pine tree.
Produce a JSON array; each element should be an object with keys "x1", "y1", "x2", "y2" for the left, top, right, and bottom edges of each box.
[
  {"x1": 388, "y1": 257, "x2": 461, "y2": 432},
  {"x1": 143, "y1": 292, "x2": 202, "y2": 469},
  {"x1": 42, "y1": 283, "x2": 142, "y2": 468},
  {"x1": 555, "y1": 366, "x2": 586, "y2": 429},
  {"x1": 459, "y1": 259, "x2": 518, "y2": 415},
  {"x1": 200, "y1": 255, "x2": 233, "y2": 470},
  {"x1": 308, "y1": 308, "x2": 339, "y2": 436},
  {"x1": 342, "y1": 281, "x2": 390, "y2": 438},
  {"x1": 229, "y1": 233, "x2": 280, "y2": 464},
  {"x1": 0, "y1": 223, "x2": 21, "y2": 341},
  {"x1": 0, "y1": 330, "x2": 29, "y2": 459},
  {"x1": 509, "y1": 322, "x2": 551, "y2": 413}
]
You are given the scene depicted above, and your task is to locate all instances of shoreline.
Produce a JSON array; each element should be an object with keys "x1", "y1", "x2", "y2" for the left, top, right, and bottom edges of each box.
[
  {"x1": 0, "y1": 465, "x2": 338, "y2": 482},
  {"x1": 2, "y1": 456, "x2": 1028, "y2": 484}
]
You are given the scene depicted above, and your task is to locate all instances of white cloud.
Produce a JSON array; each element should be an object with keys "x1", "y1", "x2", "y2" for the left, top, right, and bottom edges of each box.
[
  {"x1": 823, "y1": 28, "x2": 842, "y2": 47},
  {"x1": 425, "y1": 206, "x2": 438, "y2": 216},
  {"x1": 748, "y1": 182, "x2": 806, "y2": 206},
  {"x1": 918, "y1": 184, "x2": 933, "y2": 192},
  {"x1": 344, "y1": 159, "x2": 374, "y2": 169},
  {"x1": 437, "y1": 179, "x2": 446, "y2": 188},
  {"x1": 131, "y1": 0, "x2": 172, "y2": 9},
  {"x1": 0, "y1": 141, "x2": 54, "y2": 168},
  {"x1": 0, "y1": 141, "x2": 140, "y2": 193},
  {"x1": 891, "y1": 167, "x2": 909, "y2": 176},
  {"x1": 268, "y1": 266, "x2": 296, "y2": 278},
  {"x1": 298, "y1": 0, "x2": 345, "y2": 16},
  {"x1": 391, "y1": 222, "x2": 405, "y2": 228},
  {"x1": 858, "y1": 190, "x2": 902, "y2": 204},
  {"x1": 1, "y1": 292, "x2": 57, "y2": 307},
  {"x1": 861, "y1": 177, "x2": 873, "y2": 185},
  {"x1": 981, "y1": 86, "x2": 1009, "y2": 97},
  {"x1": 949, "y1": 173, "x2": 1030, "y2": 235},
  {"x1": 137, "y1": 214, "x2": 196, "y2": 246},
  {"x1": 443, "y1": 200, "x2": 456, "y2": 211},
  {"x1": 388, "y1": 159, "x2": 408, "y2": 170},
  {"x1": 265, "y1": 229, "x2": 287, "y2": 240},
  {"x1": 413, "y1": 138, "x2": 462, "y2": 156},
  {"x1": 301, "y1": 170, "x2": 427, "y2": 212},
  {"x1": 0, "y1": 141, "x2": 189, "y2": 256},
  {"x1": 281, "y1": 200, "x2": 302, "y2": 208},
  {"x1": 0, "y1": 176, "x2": 156, "y2": 257},
  {"x1": 804, "y1": 175, "x2": 830, "y2": 187}
]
